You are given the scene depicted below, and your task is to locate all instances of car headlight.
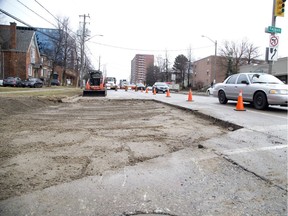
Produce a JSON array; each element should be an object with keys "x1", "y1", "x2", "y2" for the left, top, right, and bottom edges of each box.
[{"x1": 269, "y1": 89, "x2": 288, "y2": 95}]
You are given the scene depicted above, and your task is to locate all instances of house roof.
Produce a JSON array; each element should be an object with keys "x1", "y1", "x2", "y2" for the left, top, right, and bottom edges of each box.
[{"x1": 0, "y1": 25, "x2": 35, "y2": 52}]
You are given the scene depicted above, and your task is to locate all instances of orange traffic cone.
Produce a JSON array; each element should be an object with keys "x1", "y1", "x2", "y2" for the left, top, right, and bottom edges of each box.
[
  {"x1": 166, "y1": 89, "x2": 171, "y2": 97},
  {"x1": 153, "y1": 88, "x2": 156, "y2": 95},
  {"x1": 187, "y1": 89, "x2": 193, "y2": 101},
  {"x1": 85, "y1": 81, "x2": 90, "y2": 90},
  {"x1": 145, "y1": 88, "x2": 148, "y2": 93},
  {"x1": 234, "y1": 90, "x2": 246, "y2": 111}
]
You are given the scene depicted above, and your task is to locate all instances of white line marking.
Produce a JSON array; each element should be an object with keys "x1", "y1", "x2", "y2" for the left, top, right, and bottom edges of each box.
[
  {"x1": 122, "y1": 168, "x2": 127, "y2": 187},
  {"x1": 249, "y1": 109, "x2": 288, "y2": 120},
  {"x1": 143, "y1": 192, "x2": 147, "y2": 201},
  {"x1": 223, "y1": 145, "x2": 287, "y2": 155}
]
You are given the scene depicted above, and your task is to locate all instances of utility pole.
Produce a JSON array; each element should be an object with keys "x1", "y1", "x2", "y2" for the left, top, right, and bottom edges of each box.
[
  {"x1": 165, "y1": 50, "x2": 169, "y2": 82},
  {"x1": 187, "y1": 45, "x2": 192, "y2": 88},
  {"x1": 201, "y1": 35, "x2": 217, "y2": 84},
  {"x1": 79, "y1": 14, "x2": 90, "y2": 88}
]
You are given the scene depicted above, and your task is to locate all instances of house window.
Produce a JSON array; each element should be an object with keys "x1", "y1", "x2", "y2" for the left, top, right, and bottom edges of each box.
[
  {"x1": 28, "y1": 65, "x2": 32, "y2": 76},
  {"x1": 30, "y1": 48, "x2": 35, "y2": 64}
]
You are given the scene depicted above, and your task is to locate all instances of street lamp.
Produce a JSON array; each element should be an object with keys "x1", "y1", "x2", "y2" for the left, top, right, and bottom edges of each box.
[
  {"x1": 85, "y1": 34, "x2": 103, "y2": 42},
  {"x1": 201, "y1": 35, "x2": 217, "y2": 84}
]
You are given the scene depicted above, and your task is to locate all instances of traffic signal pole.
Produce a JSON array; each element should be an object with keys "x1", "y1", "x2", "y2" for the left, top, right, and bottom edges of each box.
[
  {"x1": 268, "y1": 0, "x2": 286, "y2": 74},
  {"x1": 268, "y1": 1, "x2": 277, "y2": 74}
]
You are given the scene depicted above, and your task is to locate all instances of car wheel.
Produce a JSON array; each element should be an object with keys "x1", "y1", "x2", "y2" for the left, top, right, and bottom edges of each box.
[
  {"x1": 218, "y1": 90, "x2": 228, "y2": 104},
  {"x1": 253, "y1": 91, "x2": 268, "y2": 110}
]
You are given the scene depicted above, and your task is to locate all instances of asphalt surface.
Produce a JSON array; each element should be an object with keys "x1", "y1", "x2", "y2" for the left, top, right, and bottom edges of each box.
[{"x1": 0, "y1": 89, "x2": 287, "y2": 216}]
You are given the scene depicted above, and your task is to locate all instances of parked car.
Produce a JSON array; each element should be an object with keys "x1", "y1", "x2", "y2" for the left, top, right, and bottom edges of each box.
[
  {"x1": 21, "y1": 78, "x2": 43, "y2": 88},
  {"x1": 3, "y1": 77, "x2": 22, "y2": 87},
  {"x1": 146, "y1": 86, "x2": 152, "y2": 91},
  {"x1": 212, "y1": 72, "x2": 288, "y2": 110},
  {"x1": 206, "y1": 86, "x2": 214, "y2": 95},
  {"x1": 136, "y1": 83, "x2": 146, "y2": 91},
  {"x1": 152, "y1": 82, "x2": 169, "y2": 93},
  {"x1": 51, "y1": 79, "x2": 60, "y2": 86}
]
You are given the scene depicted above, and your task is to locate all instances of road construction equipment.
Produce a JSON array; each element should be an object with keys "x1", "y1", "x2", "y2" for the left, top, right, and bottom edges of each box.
[{"x1": 83, "y1": 70, "x2": 107, "y2": 97}]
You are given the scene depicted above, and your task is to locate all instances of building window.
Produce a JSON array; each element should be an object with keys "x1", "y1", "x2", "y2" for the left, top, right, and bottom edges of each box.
[
  {"x1": 30, "y1": 48, "x2": 35, "y2": 64},
  {"x1": 28, "y1": 65, "x2": 32, "y2": 76}
]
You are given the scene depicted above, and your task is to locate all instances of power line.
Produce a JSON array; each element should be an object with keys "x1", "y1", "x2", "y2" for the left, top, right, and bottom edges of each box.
[
  {"x1": 34, "y1": 0, "x2": 59, "y2": 24},
  {"x1": 17, "y1": 0, "x2": 56, "y2": 28},
  {"x1": 87, "y1": 40, "x2": 214, "y2": 52},
  {"x1": 1, "y1": 8, "x2": 214, "y2": 54},
  {"x1": 0, "y1": 8, "x2": 33, "y2": 27}
]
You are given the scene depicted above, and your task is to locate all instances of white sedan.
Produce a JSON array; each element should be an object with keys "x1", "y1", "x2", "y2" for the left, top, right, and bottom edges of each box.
[{"x1": 213, "y1": 73, "x2": 288, "y2": 110}]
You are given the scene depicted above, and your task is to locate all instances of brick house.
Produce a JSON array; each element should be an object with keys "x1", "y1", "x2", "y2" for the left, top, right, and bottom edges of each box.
[
  {"x1": 0, "y1": 22, "x2": 42, "y2": 80},
  {"x1": 192, "y1": 55, "x2": 227, "y2": 89}
]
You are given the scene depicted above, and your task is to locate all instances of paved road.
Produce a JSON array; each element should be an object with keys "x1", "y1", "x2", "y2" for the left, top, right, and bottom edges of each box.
[
  {"x1": 112, "y1": 89, "x2": 288, "y2": 187},
  {"x1": 0, "y1": 89, "x2": 287, "y2": 216}
]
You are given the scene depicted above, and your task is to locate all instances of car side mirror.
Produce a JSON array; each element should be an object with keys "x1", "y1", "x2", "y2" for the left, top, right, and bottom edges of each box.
[{"x1": 241, "y1": 80, "x2": 249, "y2": 85}]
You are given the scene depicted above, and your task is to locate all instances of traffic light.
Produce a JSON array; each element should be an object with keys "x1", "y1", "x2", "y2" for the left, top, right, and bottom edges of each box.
[{"x1": 274, "y1": 0, "x2": 286, "y2": 17}]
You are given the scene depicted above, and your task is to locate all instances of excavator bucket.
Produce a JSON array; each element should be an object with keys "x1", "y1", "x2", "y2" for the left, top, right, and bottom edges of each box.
[{"x1": 83, "y1": 89, "x2": 107, "y2": 97}]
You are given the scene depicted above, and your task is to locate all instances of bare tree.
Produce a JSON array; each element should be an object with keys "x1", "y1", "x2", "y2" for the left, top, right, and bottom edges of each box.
[
  {"x1": 219, "y1": 38, "x2": 260, "y2": 75},
  {"x1": 245, "y1": 41, "x2": 261, "y2": 64}
]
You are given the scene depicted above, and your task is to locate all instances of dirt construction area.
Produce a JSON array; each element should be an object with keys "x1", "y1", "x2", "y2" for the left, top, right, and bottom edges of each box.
[{"x1": 0, "y1": 96, "x2": 229, "y2": 201}]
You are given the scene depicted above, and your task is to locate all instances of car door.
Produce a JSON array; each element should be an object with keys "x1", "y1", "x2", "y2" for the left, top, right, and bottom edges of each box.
[
  {"x1": 234, "y1": 74, "x2": 250, "y2": 100},
  {"x1": 223, "y1": 74, "x2": 238, "y2": 99}
]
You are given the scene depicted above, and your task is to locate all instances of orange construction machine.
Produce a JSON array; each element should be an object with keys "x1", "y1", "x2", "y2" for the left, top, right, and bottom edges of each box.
[{"x1": 83, "y1": 70, "x2": 107, "y2": 97}]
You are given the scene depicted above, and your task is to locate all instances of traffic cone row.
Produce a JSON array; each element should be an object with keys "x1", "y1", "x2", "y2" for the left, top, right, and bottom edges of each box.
[{"x1": 136, "y1": 87, "x2": 246, "y2": 112}]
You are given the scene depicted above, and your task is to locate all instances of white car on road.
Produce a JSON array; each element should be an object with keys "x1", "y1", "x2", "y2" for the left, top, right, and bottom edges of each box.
[{"x1": 213, "y1": 72, "x2": 288, "y2": 110}]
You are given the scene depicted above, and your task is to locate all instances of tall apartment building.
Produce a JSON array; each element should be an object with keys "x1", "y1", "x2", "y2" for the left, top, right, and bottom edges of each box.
[{"x1": 131, "y1": 54, "x2": 154, "y2": 84}]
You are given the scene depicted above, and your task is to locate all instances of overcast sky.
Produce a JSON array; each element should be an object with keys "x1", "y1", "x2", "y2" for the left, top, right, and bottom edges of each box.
[{"x1": 1, "y1": 0, "x2": 287, "y2": 82}]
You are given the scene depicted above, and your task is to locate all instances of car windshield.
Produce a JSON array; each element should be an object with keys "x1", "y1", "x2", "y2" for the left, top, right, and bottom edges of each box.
[
  {"x1": 156, "y1": 83, "x2": 167, "y2": 86},
  {"x1": 249, "y1": 74, "x2": 284, "y2": 84}
]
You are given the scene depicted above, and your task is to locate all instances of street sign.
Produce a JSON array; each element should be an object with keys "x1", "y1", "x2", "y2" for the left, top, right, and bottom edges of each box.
[
  {"x1": 268, "y1": 46, "x2": 278, "y2": 61},
  {"x1": 269, "y1": 35, "x2": 279, "y2": 47},
  {"x1": 267, "y1": 26, "x2": 282, "y2": 34}
]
